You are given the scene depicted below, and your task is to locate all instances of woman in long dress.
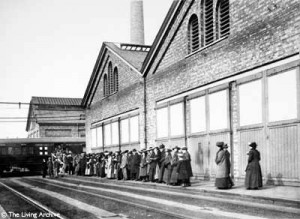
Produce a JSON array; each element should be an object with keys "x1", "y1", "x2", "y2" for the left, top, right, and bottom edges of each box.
[
  {"x1": 163, "y1": 149, "x2": 172, "y2": 185},
  {"x1": 170, "y1": 146, "x2": 180, "y2": 186},
  {"x1": 215, "y1": 142, "x2": 234, "y2": 189},
  {"x1": 245, "y1": 142, "x2": 263, "y2": 189}
]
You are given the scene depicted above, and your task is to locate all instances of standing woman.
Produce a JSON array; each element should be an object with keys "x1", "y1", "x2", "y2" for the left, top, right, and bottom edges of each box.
[
  {"x1": 245, "y1": 142, "x2": 263, "y2": 189},
  {"x1": 215, "y1": 142, "x2": 233, "y2": 189},
  {"x1": 170, "y1": 146, "x2": 180, "y2": 186}
]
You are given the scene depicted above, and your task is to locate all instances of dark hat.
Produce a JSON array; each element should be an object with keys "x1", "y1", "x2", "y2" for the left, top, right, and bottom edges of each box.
[
  {"x1": 147, "y1": 147, "x2": 154, "y2": 151},
  {"x1": 248, "y1": 142, "x2": 257, "y2": 148},
  {"x1": 216, "y1": 142, "x2": 224, "y2": 147},
  {"x1": 122, "y1": 150, "x2": 128, "y2": 154},
  {"x1": 181, "y1": 146, "x2": 187, "y2": 150},
  {"x1": 132, "y1": 149, "x2": 137, "y2": 152},
  {"x1": 159, "y1": 144, "x2": 165, "y2": 149},
  {"x1": 172, "y1": 146, "x2": 180, "y2": 150},
  {"x1": 223, "y1": 144, "x2": 229, "y2": 148},
  {"x1": 166, "y1": 148, "x2": 172, "y2": 152}
]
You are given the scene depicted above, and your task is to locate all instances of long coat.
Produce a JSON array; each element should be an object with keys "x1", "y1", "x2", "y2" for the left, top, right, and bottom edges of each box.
[
  {"x1": 245, "y1": 149, "x2": 263, "y2": 189},
  {"x1": 130, "y1": 153, "x2": 141, "y2": 174},
  {"x1": 163, "y1": 153, "x2": 172, "y2": 184},
  {"x1": 215, "y1": 149, "x2": 232, "y2": 188},
  {"x1": 177, "y1": 160, "x2": 189, "y2": 181},
  {"x1": 183, "y1": 151, "x2": 193, "y2": 177},
  {"x1": 120, "y1": 154, "x2": 128, "y2": 180},
  {"x1": 139, "y1": 155, "x2": 148, "y2": 177},
  {"x1": 170, "y1": 152, "x2": 179, "y2": 184},
  {"x1": 158, "y1": 149, "x2": 166, "y2": 182}
]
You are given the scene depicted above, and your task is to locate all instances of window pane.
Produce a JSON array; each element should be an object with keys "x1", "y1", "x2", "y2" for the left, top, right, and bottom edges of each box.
[
  {"x1": 170, "y1": 103, "x2": 184, "y2": 136},
  {"x1": 121, "y1": 119, "x2": 129, "y2": 144},
  {"x1": 91, "y1": 128, "x2": 97, "y2": 148},
  {"x1": 190, "y1": 96, "x2": 206, "y2": 133},
  {"x1": 239, "y1": 80, "x2": 262, "y2": 126},
  {"x1": 268, "y1": 69, "x2": 297, "y2": 122},
  {"x1": 96, "y1": 126, "x2": 103, "y2": 147},
  {"x1": 157, "y1": 107, "x2": 168, "y2": 138},
  {"x1": 104, "y1": 124, "x2": 111, "y2": 146},
  {"x1": 111, "y1": 122, "x2": 119, "y2": 145},
  {"x1": 209, "y1": 90, "x2": 228, "y2": 130},
  {"x1": 130, "y1": 116, "x2": 139, "y2": 142}
]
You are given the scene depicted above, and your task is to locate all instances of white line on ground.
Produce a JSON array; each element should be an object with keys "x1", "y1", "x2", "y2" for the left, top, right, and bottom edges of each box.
[
  {"x1": 33, "y1": 177, "x2": 268, "y2": 219},
  {"x1": 10, "y1": 179, "x2": 127, "y2": 219}
]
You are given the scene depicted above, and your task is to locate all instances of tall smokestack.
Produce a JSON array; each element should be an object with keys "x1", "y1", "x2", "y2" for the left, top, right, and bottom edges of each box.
[{"x1": 130, "y1": 0, "x2": 145, "y2": 45}]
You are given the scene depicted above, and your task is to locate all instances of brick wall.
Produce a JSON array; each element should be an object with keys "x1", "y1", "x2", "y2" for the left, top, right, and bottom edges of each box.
[
  {"x1": 144, "y1": 0, "x2": 300, "y2": 179},
  {"x1": 85, "y1": 49, "x2": 145, "y2": 152},
  {"x1": 145, "y1": 0, "x2": 300, "y2": 143}
]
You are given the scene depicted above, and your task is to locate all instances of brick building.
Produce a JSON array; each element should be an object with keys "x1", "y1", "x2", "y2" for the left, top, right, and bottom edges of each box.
[
  {"x1": 82, "y1": 42, "x2": 150, "y2": 153},
  {"x1": 141, "y1": 0, "x2": 300, "y2": 185},
  {"x1": 83, "y1": 0, "x2": 300, "y2": 185},
  {"x1": 26, "y1": 97, "x2": 85, "y2": 138}
]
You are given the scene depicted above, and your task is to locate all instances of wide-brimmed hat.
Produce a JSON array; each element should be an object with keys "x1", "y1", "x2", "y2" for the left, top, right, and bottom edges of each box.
[
  {"x1": 216, "y1": 142, "x2": 224, "y2": 147},
  {"x1": 172, "y1": 146, "x2": 180, "y2": 150},
  {"x1": 166, "y1": 148, "x2": 172, "y2": 152},
  {"x1": 132, "y1": 149, "x2": 137, "y2": 152},
  {"x1": 147, "y1": 147, "x2": 154, "y2": 151},
  {"x1": 159, "y1": 144, "x2": 165, "y2": 149},
  {"x1": 181, "y1": 146, "x2": 187, "y2": 150},
  {"x1": 248, "y1": 142, "x2": 257, "y2": 148}
]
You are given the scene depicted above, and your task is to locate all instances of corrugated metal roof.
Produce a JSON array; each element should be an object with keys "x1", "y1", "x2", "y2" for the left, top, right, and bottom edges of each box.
[{"x1": 31, "y1": 97, "x2": 82, "y2": 106}]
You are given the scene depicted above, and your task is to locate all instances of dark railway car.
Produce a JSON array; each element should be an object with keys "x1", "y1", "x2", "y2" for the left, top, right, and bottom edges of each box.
[{"x1": 0, "y1": 137, "x2": 85, "y2": 175}]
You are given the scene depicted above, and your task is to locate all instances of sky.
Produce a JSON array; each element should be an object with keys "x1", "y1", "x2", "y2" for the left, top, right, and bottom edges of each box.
[{"x1": 0, "y1": 0, "x2": 173, "y2": 138}]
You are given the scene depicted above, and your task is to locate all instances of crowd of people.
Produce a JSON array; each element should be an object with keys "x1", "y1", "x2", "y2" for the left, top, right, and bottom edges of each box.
[
  {"x1": 42, "y1": 141, "x2": 262, "y2": 190},
  {"x1": 42, "y1": 144, "x2": 194, "y2": 187}
]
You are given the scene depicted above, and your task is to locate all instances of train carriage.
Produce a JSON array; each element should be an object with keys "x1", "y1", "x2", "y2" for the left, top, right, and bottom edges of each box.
[{"x1": 0, "y1": 137, "x2": 85, "y2": 175}]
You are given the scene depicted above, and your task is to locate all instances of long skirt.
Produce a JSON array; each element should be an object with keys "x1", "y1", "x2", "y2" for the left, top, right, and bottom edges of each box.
[
  {"x1": 215, "y1": 177, "x2": 233, "y2": 189},
  {"x1": 154, "y1": 163, "x2": 160, "y2": 180},
  {"x1": 122, "y1": 167, "x2": 128, "y2": 180},
  {"x1": 245, "y1": 163, "x2": 263, "y2": 189},
  {"x1": 170, "y1": 166, "x2": 178, "y2": 184},
  {"x1": 163, "y1": 165, "x2": 171, "y2": 184}
]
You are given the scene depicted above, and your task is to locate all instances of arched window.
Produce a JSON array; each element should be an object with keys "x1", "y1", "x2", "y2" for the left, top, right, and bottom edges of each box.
[
  {"x1": 216, "y1": 0, "x2": 230, "y2": 39},
  {"x1": 108, "y1": 62, "x2": 113, "y2": 94},
  {"x1": 188, "y1": 14, "x2": 200, "y2": 53},
  {"x1": 114, "y1": 67, "x2": 119, "y2": 92},
  {"x1": 201, "y1": 0, "x2": 214, "y2": 46},
  {"x1": 103, "y1": 74, "x2": 108, "y2": 97}
]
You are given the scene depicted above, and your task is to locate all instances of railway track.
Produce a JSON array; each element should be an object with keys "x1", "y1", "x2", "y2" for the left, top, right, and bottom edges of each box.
[{"x1": 0, "y1": 181, "x2": 64, "y2": 219}]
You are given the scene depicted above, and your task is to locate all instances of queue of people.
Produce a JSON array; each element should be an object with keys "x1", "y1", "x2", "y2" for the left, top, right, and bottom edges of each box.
[
  {"x1": 43, "y1": 144, "x2": 194, "y2": 187},
  {"x1": 43, "y1": 142, "x2": 263, "y2": 190}
]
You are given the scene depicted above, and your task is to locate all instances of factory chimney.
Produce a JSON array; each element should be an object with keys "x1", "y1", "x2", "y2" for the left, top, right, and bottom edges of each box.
[{"x1": 130, "y1": 0, "x2": 145, "y2": 45}]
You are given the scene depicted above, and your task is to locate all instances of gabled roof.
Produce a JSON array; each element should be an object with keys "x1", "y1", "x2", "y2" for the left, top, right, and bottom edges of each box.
[
  {"x1": 81, "y1": 42, "x2": 150, "y2": 108},
  {"x1": 141, "y1": 0, "x2": 184, "y2": 76},
  {"x1": 26, "y1": 96, "x2": 83, "y2": 131}
]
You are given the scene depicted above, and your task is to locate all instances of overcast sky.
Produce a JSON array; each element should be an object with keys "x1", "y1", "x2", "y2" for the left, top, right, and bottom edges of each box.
[{"x1": 0, "y1": 0, "x2": 173, "y2": 138}]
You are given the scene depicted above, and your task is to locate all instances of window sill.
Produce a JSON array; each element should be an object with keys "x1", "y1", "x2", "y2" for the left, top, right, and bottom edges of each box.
[
  {"x1": 267, "y1": 119, "x2": 299, "y2": 128},
  {"x1": 237, "y1": 124, "x2": 264, "y2": 131},
  {"x1": 185, "y1": 35, "x2": 229, "y2": 59},
  {"x1": 188, "y1": 132, "x2": 207, "y2": 138},
  {"x1": 208, "y1": 128, "x2": 230, "y2": 135}
]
